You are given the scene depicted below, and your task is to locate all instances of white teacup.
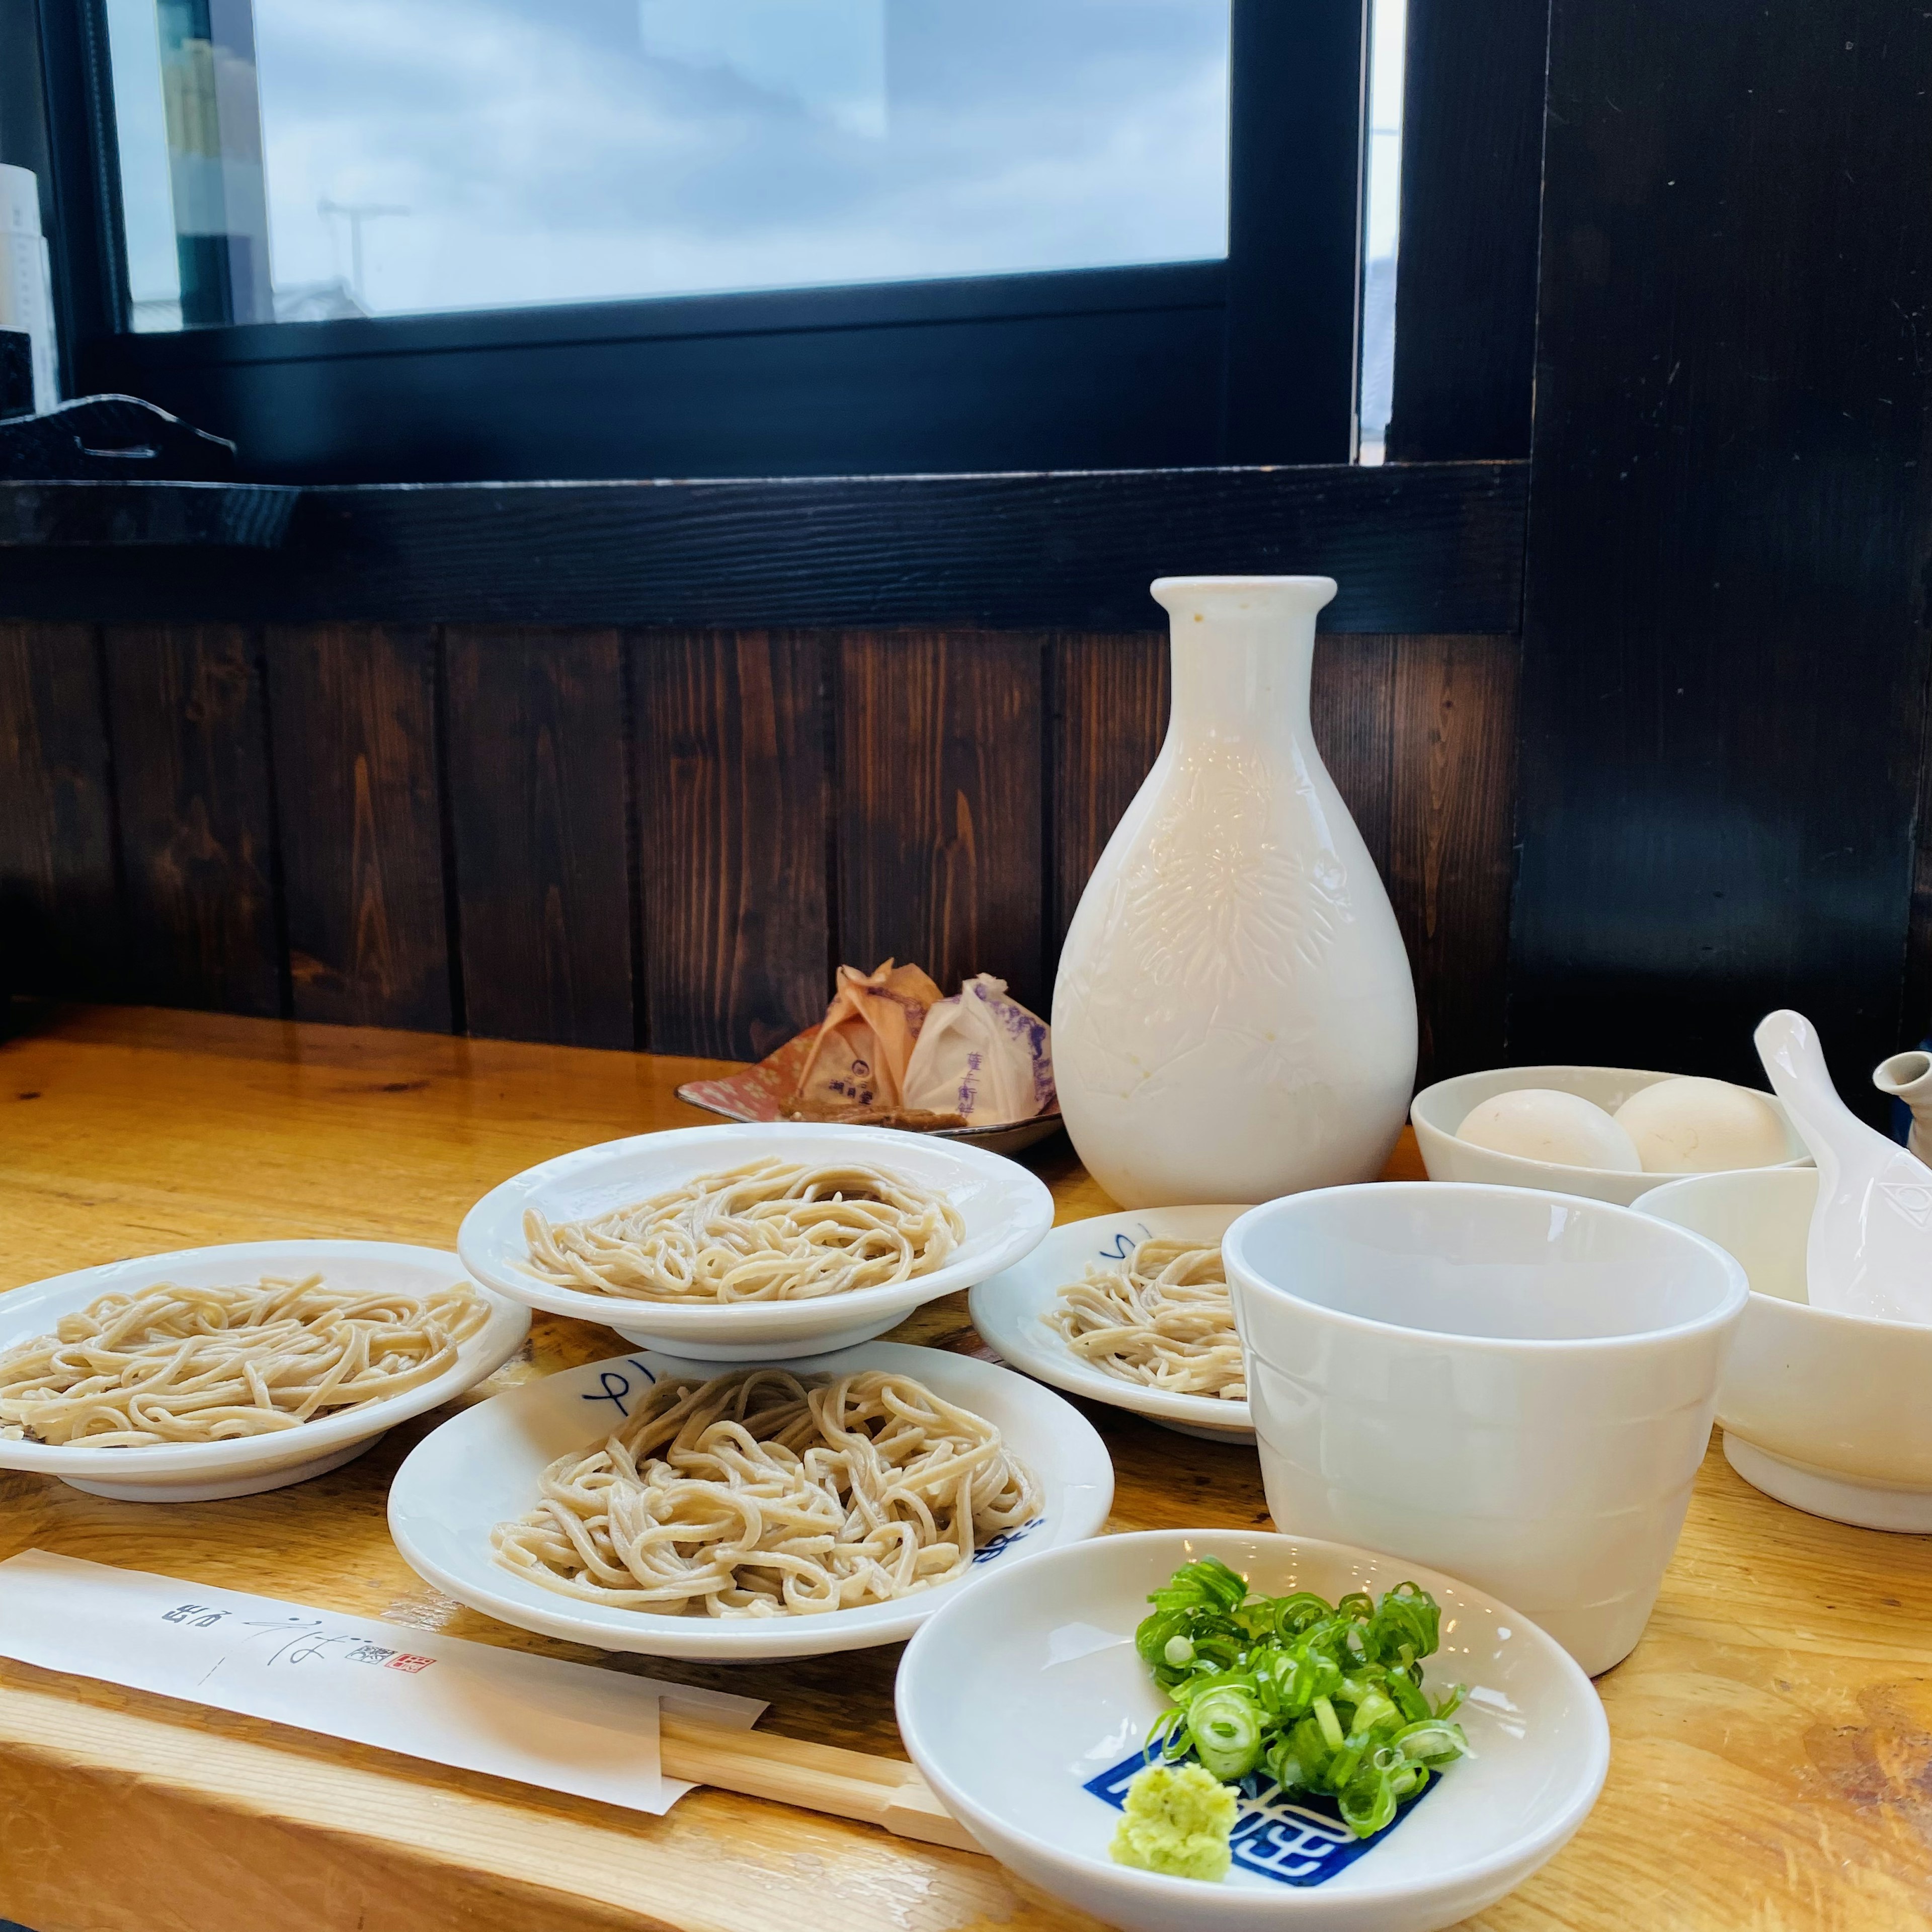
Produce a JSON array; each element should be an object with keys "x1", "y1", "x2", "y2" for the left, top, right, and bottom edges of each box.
[{"x1": 1224, "y1": 1183, "x2": 1749, "y2": 1677}]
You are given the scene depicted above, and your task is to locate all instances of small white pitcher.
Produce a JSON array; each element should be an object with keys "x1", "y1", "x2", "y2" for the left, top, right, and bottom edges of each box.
[{"x1": 1873, "y1": 1048, "x2": 1932, "y2": 1165}]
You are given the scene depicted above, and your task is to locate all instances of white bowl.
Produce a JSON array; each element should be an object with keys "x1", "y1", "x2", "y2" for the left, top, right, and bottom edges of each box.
[
  {"x1": 896, "y1": 1527, "x2": 1608, "y2": 1932},
  {"x1": 1226, "y1": 1184, "x2": 1746, "y2": 1676},
  {"x1": 0, "y1": 1241, "x2": 528, "y2": 1502},
  {"x1": 458, "y1": 1122, "x2": 1056, "y2": 1359},
  {"x1": 1410, "y1": 1065, "x2": 1809, "y2": 1205},
  {"x1": 1640, "y1": 1166, "x2": 1932, "y2": 1530},
  {"x1": 969, "y1": 1206, "x2": 1254, "y2": 1441},
  {"x1": 387, "y1": 1339, "x2": 1115, "y2": 1661}
]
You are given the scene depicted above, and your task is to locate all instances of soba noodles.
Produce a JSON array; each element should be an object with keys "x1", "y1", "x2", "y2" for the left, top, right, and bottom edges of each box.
[
  {"x1": 0, "y1": 1273, "x2": 489, "y2": 1447},
  {"x1": 1049, "y1": 1237, "x2": 1244, "y2": 1401},
  {"x1": 520, "y1": 1156, "x2": 965, "y2": 1304},
  {"x1": 492, "y1": 1365, "x2": 1039, "y2": 1617}
]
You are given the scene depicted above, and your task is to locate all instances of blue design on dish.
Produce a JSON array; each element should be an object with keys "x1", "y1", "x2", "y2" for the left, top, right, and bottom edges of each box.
[
  {"x1": 1083, "y1": 1746, "x2": 1436, "y2": 1886},
  {"x1": 971, "y1": 1516, "x2": 1044, "y2": 1564}
]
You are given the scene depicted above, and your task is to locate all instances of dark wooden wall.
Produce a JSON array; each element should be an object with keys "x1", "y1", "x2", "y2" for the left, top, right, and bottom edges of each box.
[
  {"x1": 1510, "y1": 0, "x2": 1932, "y2": 1115},
  {"x1": 0, "y1": 621, "x2": 1519, "y2": 1085}
]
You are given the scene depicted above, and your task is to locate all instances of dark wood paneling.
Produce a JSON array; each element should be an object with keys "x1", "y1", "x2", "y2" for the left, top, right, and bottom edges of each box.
[
  {"x1": 0, "y1": 621, "x2": 119, "y2": 996},
  {"x1": 1390, "y1": 635, "x2": 1520, "y2": 1083},
  {"x1": 838, "y1": 633, "x2": 1044, "y2": 1009},
  {"x1": 0, "y1": 480, "x2": 295, "y2": 548},
  {"x1": 1387, "y1": 0, "x2": 1549, "y2": 460},
  {"x1": 632, "y1": 631, "x2": 830, "y2": 1060},
  {"x1": 101, "y1": 624, "x2": 280, "y2": 1016},
  {"x1": 1313, "y1": 634, "x2": 1398, "y2": 881},
  {"x1": 1050, "y1": 633, "x2": 1168, "y2": 947},
  {"x1": 1904, "y1": 696, "x2": 1932, "y2": 1048},
  {"x1": 265, "y1": 624, "x2": 451, "y2": 1032},
  {"x1": 443, "y1": 627, "x2": 633, "y2": 1051},
  {"x1": 1512, "y1": 0, "x2": 1932, "y2": 1116},
  {"x1": 0, "y1": 463, "x2": 1529, "y2": 636}
]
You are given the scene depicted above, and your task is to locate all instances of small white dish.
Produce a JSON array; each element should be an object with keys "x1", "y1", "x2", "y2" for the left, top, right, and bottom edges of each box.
[
  {"x1": 458, "y1": 1122, "x2": 1055, "y2": 1360},
  {"x1": 1227, "y1": 1184, "x2": 1746, "y2": 1677},
  {"x1": 1411, "y1": 1064, "x2": 1809, "y2": 1205},
  {"x1": 0, "y1": 1241, "x2": 528, "y2": 1503},
  {"x1": 897, "y1": 1527, "x2": 1609, "y2": 1932},
  {"x1": 969, "y1": 1206, "x2": 1253, "y2": 1441},
  {"x1": 1641, "y1": 1165, "x2": 1932, "y2": 1531},
  {"x1": 387, "y1": 1339, "x2": 1115, "y2": 1661}
]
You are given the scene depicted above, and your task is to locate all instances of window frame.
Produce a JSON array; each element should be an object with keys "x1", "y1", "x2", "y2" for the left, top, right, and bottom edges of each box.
[{"x1": 33, "y1": 0, "x2": 1371, "y2": 482}]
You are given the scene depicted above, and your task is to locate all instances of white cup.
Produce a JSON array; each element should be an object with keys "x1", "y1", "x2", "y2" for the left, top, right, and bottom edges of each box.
[{"x1": 1224, "y1": 1182, "x2": 1748, "y2": 1676}]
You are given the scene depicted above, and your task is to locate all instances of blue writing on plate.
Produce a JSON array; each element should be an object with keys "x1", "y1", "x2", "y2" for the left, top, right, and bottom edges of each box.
[
  {"x1": 582, "y1": 1358, "x2": 657, "y2": 1418},
  {"x1": 971, "y1": 1517, "x2": 1043, "y2": 1565},
  {"x1": 1083, "y1": 1747, "x2": 1435, "y2": 1887},
  {"x1": 1095, "y1": 1223, "x2": 1154, "y2": 1262}
]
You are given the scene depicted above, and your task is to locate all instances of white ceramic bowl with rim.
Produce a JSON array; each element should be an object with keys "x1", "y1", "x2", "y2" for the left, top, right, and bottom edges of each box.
[
  {"x1": 1640, "y1": 1166, "x2": 1932, "y2": 1531},
  {"x1": 388, "y1": 1338, "x2": 1115, "y2": 1661},
  {"x1": 1225, "y1": 1183, "x2": 1747, "y2": 1677},
  {"x1": 1410, "y1": 1064, "x2": 1809, "y2": 1205},
  {"x1": 896, "y1": 1526, "x2": 1609, "y2": 1932},
  {"x1": 0, "y1": 1240, "x2": 528, "y2": 1502},
  {"x1": 458, "y1": 1122, "x2": 1056, "y2": 1360},
  {"x1": 969, "y1": 1205, "x2": 1253, "y2": 1441}
]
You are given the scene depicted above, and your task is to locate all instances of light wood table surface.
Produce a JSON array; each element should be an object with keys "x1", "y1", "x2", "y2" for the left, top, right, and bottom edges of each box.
[{"x1": 1, "y1": 1005, "x2": 1929, "y2": 1932}]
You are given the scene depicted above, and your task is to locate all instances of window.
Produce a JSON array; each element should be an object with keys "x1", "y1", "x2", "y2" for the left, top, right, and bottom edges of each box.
[
  {"x1": 1357, "y1": 0, "x2": 1405, "y2": 463},
  {"x1": 44, "y1": 0, "x2": 1372, "y2": 481},
  {"x1": 107, "y1": 0, "x2": 1232, "y2": 330}
]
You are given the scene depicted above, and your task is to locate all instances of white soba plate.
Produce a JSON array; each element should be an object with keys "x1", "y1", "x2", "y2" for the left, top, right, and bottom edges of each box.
[
  {"x1": 388, "y1": 1340, "x2": 1115, "y2": 1661},
  {"x1": 970, "y1": 1207, "x2": 1254, "y2": 1441},
  {"x1": 458, "y1": 1121, "x2": 1056, "y2": 1360},
  {"x1": 898, "y1": 1528, "x2": 1609, "y2": 1932},
  {"x1": 0, "y1": 1241, "x2": 529, "y2": 1503}
]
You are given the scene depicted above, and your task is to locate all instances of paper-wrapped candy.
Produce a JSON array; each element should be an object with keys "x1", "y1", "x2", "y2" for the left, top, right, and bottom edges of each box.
[
  {"x1": 675, "y1": 958, "x2": 1059, "y2": 1142},
  {"x1": 787, "y1": 959, "x2": 944, "y2": 1113},
  {"x1": 902, "y1": 974, "x2": 1055, "y2": 1126}
]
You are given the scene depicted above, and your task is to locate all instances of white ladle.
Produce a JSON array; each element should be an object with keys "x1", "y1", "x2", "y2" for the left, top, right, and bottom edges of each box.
[{"x1": 1755, "y1": 1009, "x2": 1932, "y2": 1324}]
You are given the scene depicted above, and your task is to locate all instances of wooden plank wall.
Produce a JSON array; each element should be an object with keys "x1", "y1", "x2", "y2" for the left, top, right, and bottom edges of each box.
[{"x1": 0, "y1": 623, "x2": 1520, "y2": 1085}]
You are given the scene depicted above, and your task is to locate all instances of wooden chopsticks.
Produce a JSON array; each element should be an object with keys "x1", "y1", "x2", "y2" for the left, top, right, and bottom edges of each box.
[{"x1": 659, "y1": 1710, "x2": 981, "y2": 1854}]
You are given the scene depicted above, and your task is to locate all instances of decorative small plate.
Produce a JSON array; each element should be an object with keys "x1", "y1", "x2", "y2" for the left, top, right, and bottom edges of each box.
[
  {"x1": 897, "y1": 1528, "x2": 1609, "y2": 1932},
  {"x1": 0, "y1": 1242, "x2": 528, "y2": 1503},
  {"x1": 388, "y1": 1339, "x2": 1116, "y2": 1662},
  {"x1": 970, "y1": 1206, "x2": 1254, "y2": 1442},
  {"x1": 458, "y1": 1121, "x2": 1056, "y2": 1361},
  {"x1": 676, "y1": 1025, "x2": 1064, "y2": 1158}
]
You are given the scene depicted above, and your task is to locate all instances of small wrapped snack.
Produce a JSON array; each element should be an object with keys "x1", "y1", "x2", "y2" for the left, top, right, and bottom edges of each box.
[
  {"x1": 901, "y1": 974, "x2": 1055, "y2": 1126},
  {"x1": 784, "y1": 959, "x2": 944, "y2": 1114}
]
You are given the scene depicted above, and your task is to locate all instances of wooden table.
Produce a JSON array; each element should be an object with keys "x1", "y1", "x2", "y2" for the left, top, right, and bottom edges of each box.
[{"x1": 1, "y1": 1006, "x2": 1929, "y2": 1932}]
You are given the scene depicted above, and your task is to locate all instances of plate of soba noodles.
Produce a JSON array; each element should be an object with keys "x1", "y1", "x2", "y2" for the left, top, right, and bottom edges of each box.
[
  {"x1": 0, "y1": 1240, "x2": 528, "y2": 1501},
  {"x1": 969, "y1": 1208, "x2": 1255, "y2": 1442},
  {"x1": 457, "y1": 1122, "x2": 1056, "y2": 1361},
  {"x1": 386, "y1": 1339, "x2": 1115, "y2": 1660}
]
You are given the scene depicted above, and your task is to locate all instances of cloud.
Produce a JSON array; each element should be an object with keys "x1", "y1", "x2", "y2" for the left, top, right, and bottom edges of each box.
[{"x1": 243, "y1": 0, "x2": 1230, "y2": 313}]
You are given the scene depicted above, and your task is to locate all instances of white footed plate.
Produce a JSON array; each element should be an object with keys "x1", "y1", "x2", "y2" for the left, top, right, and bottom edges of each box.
[
  {"x1": 898, "y1": 1528, "x2": 1609, "y2": 1932},
  {"x1": 970, "y1": 1206, "x2": 1254, "y2": 1441},
  {"x1": 388, "y1": 1339, "x2": 1116, "y2": 1661},
  {"x1": 0, "y1": 1241, "x2": 528, "y2": 1503},
  {"x1": 458, "y1": 1122, "x2": 1055, "y2": 1360}
]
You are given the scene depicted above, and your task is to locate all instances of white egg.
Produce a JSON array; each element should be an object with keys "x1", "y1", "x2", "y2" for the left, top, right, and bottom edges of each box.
[
  {"x1": 1454, "y1": 1089, "x2": 1643, "y2": 1171},
  {"x1": 1613, "y1": 1076, "x2": 1789, "y2": 1174}
]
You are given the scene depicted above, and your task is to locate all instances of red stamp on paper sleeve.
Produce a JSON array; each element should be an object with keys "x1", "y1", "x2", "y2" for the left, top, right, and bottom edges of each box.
[{"x1": 384, "y1": 1653, "x2": 435, "y2": 1673}]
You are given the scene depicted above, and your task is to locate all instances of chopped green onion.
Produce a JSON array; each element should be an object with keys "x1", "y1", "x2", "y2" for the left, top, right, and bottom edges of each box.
[{"x1": 1134, "y1": 1565, "x2": 1470, "y2": 1841}]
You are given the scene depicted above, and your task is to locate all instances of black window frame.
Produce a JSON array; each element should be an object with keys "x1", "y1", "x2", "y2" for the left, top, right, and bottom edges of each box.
[{"x1": 29, "y1": 0, "x2": 1371, "y2": 484}]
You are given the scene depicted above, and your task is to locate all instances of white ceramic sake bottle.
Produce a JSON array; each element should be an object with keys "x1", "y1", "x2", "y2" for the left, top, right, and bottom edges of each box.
[{"x1": 1051, "y1": 576, "x2": 1418, "y2": 1206}]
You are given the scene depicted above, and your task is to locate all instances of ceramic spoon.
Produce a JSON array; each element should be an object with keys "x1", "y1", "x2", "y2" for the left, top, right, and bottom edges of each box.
[{"x1": 1755, "y1": 1009, "x2": 1932, "y2": 1323}]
